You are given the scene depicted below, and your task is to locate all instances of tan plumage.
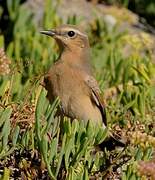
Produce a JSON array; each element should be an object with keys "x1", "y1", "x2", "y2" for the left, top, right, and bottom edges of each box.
[
  {"x1": 41, "y1": 24, "x2": 125, "y2": 149},
  {"x1": 44, "y1": 61, "x2": 106, "y2": 126},
  {"x1": 41, "y1": 25, "x2": 106, "y2": 125}
]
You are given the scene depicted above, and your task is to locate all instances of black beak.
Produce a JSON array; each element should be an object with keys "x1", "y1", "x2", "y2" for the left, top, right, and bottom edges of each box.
[{"x1": 40, "y1": 30, "x2": 56, "y2": 37}]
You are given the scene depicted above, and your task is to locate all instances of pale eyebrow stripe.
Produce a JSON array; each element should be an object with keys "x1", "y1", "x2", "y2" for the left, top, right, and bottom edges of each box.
[
  {"x1": 62, "y1": 28, "x2": 87, "y2": 37},
  {"x1": 74, "y1": 29, "x2": 87, "y2": 37}
]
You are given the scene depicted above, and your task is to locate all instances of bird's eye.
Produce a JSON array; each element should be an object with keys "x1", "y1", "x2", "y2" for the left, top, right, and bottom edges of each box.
[{"x1": 67, "y1": 31, "x2": 75, "y2": 37}]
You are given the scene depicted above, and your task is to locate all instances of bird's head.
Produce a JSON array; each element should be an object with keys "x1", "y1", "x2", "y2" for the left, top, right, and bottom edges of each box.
[{"x1": 40, "y1": 25, "x2": 89, "y2": 52}]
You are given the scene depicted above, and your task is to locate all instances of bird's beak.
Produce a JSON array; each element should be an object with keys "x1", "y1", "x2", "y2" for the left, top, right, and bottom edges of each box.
[{"x1": 40, "y1": 30, "x2": 56, "y2": 37}]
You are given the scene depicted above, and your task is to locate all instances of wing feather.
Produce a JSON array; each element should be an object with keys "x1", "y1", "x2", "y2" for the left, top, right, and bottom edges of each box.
[{"x1": 85, "y1": 75, "x2": 107, "y2": 126}]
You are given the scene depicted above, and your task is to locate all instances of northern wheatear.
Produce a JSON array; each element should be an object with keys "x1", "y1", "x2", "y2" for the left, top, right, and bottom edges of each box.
[{"x1": 40, "y1": 24, "x2": 125, "y2": 148}]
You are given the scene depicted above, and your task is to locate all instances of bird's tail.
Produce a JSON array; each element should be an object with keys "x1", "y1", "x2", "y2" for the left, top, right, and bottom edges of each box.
[{"x1": 99, "y1": 133, "x2": 126, "y2": 151}]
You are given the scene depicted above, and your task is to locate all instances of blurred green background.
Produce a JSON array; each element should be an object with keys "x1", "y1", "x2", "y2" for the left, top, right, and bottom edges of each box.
[{"x1": 0, "y1": 0, "x2": 155, "y2": 179}]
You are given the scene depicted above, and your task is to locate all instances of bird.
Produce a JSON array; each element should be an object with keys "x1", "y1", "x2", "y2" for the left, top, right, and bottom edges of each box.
[{"x1": 40, "y1": 24, "x2": 125, "y2": 149}]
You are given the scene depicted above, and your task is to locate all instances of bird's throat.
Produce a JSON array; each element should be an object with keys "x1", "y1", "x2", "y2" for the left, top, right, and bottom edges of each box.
[{"x1": 60, "y1": 48, "x2": 92, "y2": 74}]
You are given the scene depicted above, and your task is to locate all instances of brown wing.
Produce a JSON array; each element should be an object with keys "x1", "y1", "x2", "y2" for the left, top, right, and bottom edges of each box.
[{"x1": 85, "y1": 75, "x2": 107, "y2": 126}]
